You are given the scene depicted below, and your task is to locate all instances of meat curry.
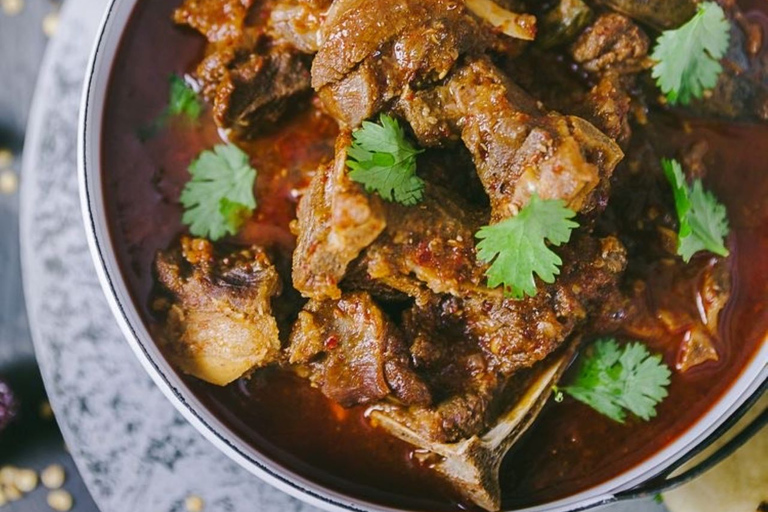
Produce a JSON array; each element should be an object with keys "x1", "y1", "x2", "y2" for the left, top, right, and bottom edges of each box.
[{"x1": 101, "y1": 0, "x2": 768, "y2": 509}]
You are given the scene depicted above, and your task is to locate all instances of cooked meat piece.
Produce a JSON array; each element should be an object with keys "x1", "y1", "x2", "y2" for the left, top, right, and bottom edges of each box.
[
  {"x1": 197, "y1": 46, "x2": 237, "y2": 101},
  {"x1": 314, "y1": 0, "x2": 488, "y2": 127},
  {"x1": 154, "y1": 237, "x2": 282, "y2": 386},
  {"x1": 400, "y1": 57, "x2": 624, "y2": 221},
  {"x1": 269, "y1": 0, "x2": 331, "y2": 53},
  {"x1": 464, "y1": 236, "x2": 627, "y2": 375},
  {"x1": 379, "y1": 235, "x2": 627, "y2": 442},
  {"x1": 292, "y1": 132, "x2": 386, "y2": 300},
  {"x1": 677, "y1": 257, "x2": 730, "y2": 371},
  {"x1": 371, "y1": 342, "x2": 575, "y2": 512},
  {"x1": 175, "y1": 0, "x2": 312, "y2": 138},
  {"x1": 174, "y1": 0, "x2": 253, "y2": 43},
  {"x1": 611, "y1": 256, "x2": 732, "y2": 373},
  {"x1": 288, "y1": 292, "x2": 431, "y2": 407},
  {"x1": 565, "y1": 14, "x2": 649, "y2": 148},
  {"x1": 592, "y1": 0, "x2": 696, "y2": 30},
  {"x1": 211, "y1": 36, "x2": 312, "y2": 137},
  {"x1": 349, "y1": 185, "x2": 487, "y2": 304},
  {"x1": 578, "y1": 72, "x2": 633, "y2": 147},
  {"x1": 537, "y1": 0, "x2": 594, "y2": 49},
  {"x1": 570, "y1": 13, "x2": 651, "y2": 75},
  {"x1": 312, "y1": 0, "x2": 482, "y2": 90},
  {"x1": 398, "y1": 295, "x2": 505, "y2": 442},
  {"x1": 309, "y1": 0, "x2": 621, "y2": 219}
]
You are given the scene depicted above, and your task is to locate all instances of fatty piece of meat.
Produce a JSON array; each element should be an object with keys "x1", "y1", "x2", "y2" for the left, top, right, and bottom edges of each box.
[
  {"x1": 314, "y1": 0, "x2": 489, "y2": 127},
  {"x1": 288, "y1": 292, "x2": 431, "y2": 407},
  {"x1": 174, "y1": 0, "x2": 253, "y2": 43},
  {"x1": 268, "y1": 0, "x2": 332, "y2": 53},
  {"x1": 154, "y1": 237, "x2": 282, "y2": 386},
  {"x1": 382, "y1": 236, "x2": 627, "y2": 443},
  {"x1": 292, "y1": 132, "x2": 386, "y2": 300},
  {"x1": 399, "y1": 57, "x2": 624, "y2": 221},
  {"x1": 348, "y1": 184, "x2": 488, "y2": 304}
]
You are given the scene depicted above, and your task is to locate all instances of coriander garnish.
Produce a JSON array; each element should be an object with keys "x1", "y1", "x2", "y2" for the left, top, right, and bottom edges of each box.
[
  {"x1": 663, "y1": 158, "x2": 729, "y2": 262},
  {"x1": 561, "y1": 338, "x2": 672, "y2": 423},
  {"x1": 180, "y1": 143, "x2": 257, "y2": 241},
  {"x1": 651, "y1": 2, "x2": 731, "y2": 105},
  {"x1": 475, "y1": 195, "x2": 579, "y2": 299},
  {"x1": 346, "y1": 114, "x2": 425, "y2": 206}
]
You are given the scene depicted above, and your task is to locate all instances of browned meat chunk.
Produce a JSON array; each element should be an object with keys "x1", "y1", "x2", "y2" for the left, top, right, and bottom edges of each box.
[
  {"x1": 570, "y1": 13, "x2": 650, "y2": 75},
  {"x1": 154, "y1": 237, "x2": 282, "y2": 386},
  {"x1": 603, "y1": 255, "x2": 731, "y2": 374},
  {"x1": 210, "y1": 37, "x2": 312, "y2": 137},
  {"x1": 399, "y1": 57, "x2": 624, "y2": 221},
  {"x1": 567, "y1": 14, "x2": 649, "y2": 148},
  {"x1": 349, "y1": 185, "x2": 487, "y2": 304},
  {"x1": 288, "y1": 292, "x2": 431, "y2": 407},
  {"x1": 537, "y1": 0, "x2": 594, "y2": 49},
  {"x1": 313, "y1": 0, "x2": 488, "y2": 127},
  {"x1": 578, "y1": 73, "x2": 633, "y2": 147},
  {"x1": 380, "y1": 235, "x2": 627, "y2": 442},
  {"x1": 463, "y1": 236, "x2": 627, "y2": 375},
  {"x1": 398, "y1": 297, "x2": 505, "y2": 442},
  {"x1": 174, "y1": 0, "x2": 253, "y2": 43},
  {"x1": 175, "y1": 0, "x2": 312, "y2": 137},
  {"x1": 308, "y1": 0, "x2": 622, "y2": 220},
  {"x1": 312, "y1": 0, "x2": 477, "y2": 90},
  {"x1": 292, "y1": 132, "x2": 386, "y2": 300}
]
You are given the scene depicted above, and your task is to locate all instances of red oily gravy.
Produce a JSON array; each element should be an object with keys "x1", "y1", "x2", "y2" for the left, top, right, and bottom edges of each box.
[{"x1": 101, "y1": 0, "x2": 768, "y2": 509}]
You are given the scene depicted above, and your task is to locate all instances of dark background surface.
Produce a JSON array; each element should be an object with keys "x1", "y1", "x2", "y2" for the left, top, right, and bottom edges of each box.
[{"x1": 0, "y1": 1, "x2": 99, "y2": 510}]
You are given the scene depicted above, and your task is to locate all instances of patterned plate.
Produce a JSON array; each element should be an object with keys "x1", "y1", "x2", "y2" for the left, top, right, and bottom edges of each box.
[{"x1": 17, "y1": 0, "x2": 663, "y2": 510}]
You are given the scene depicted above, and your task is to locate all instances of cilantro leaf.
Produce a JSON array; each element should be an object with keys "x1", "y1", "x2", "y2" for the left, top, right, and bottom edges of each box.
[
  {"x1": 475, "y1": 195, "x2": 579, "y2": 299},
  {"x1": 346, "y1": 114, "x2": 425, "y2": 205},
  {"x1": 662, "y1": 158, "x2": 729, "y2": 262},
  {"x1": 168, "y1": 75, "x2": 202, "y2": 120},
  {"x1": 138, "y1": 75, "x2": 202, "y2": 140},
  {"x1": 562, "y1": 339, "x2": 672, "y2": 423},
  {"x1": 651, "y1": 2, "x2": 731, "y2": 105},
  {"x1": 180, "y1": 144, "x2": 257, "y2": 241}
]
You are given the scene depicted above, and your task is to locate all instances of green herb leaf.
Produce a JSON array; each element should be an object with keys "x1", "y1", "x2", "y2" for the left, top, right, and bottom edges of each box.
[
  {"x1": 562, "y1": 339, "x2": 672, "y2": 423},
  {"x1": 651, "y1": 1, "x2": 731, "y2": 105},
  {"x1": 346, "y1": 114, "x2": 425, "y2": 205},
  {"x1": 475, "y1": 195, "x2": 579, "y2": 299},
  {"x1": 168, "y1": 75, "x2": 202, "y2": 120},
  {"x1": 180, "y1": 144, "x2": 257, "y2": 241},
  {"x1": 662, "y1": 158, "x2": 729, "y2": 262}
]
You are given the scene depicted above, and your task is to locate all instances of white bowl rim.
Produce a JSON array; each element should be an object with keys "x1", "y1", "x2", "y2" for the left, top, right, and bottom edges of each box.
[{"x1": 77, "y1": 0, "x2": 768, "y2": 511}]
